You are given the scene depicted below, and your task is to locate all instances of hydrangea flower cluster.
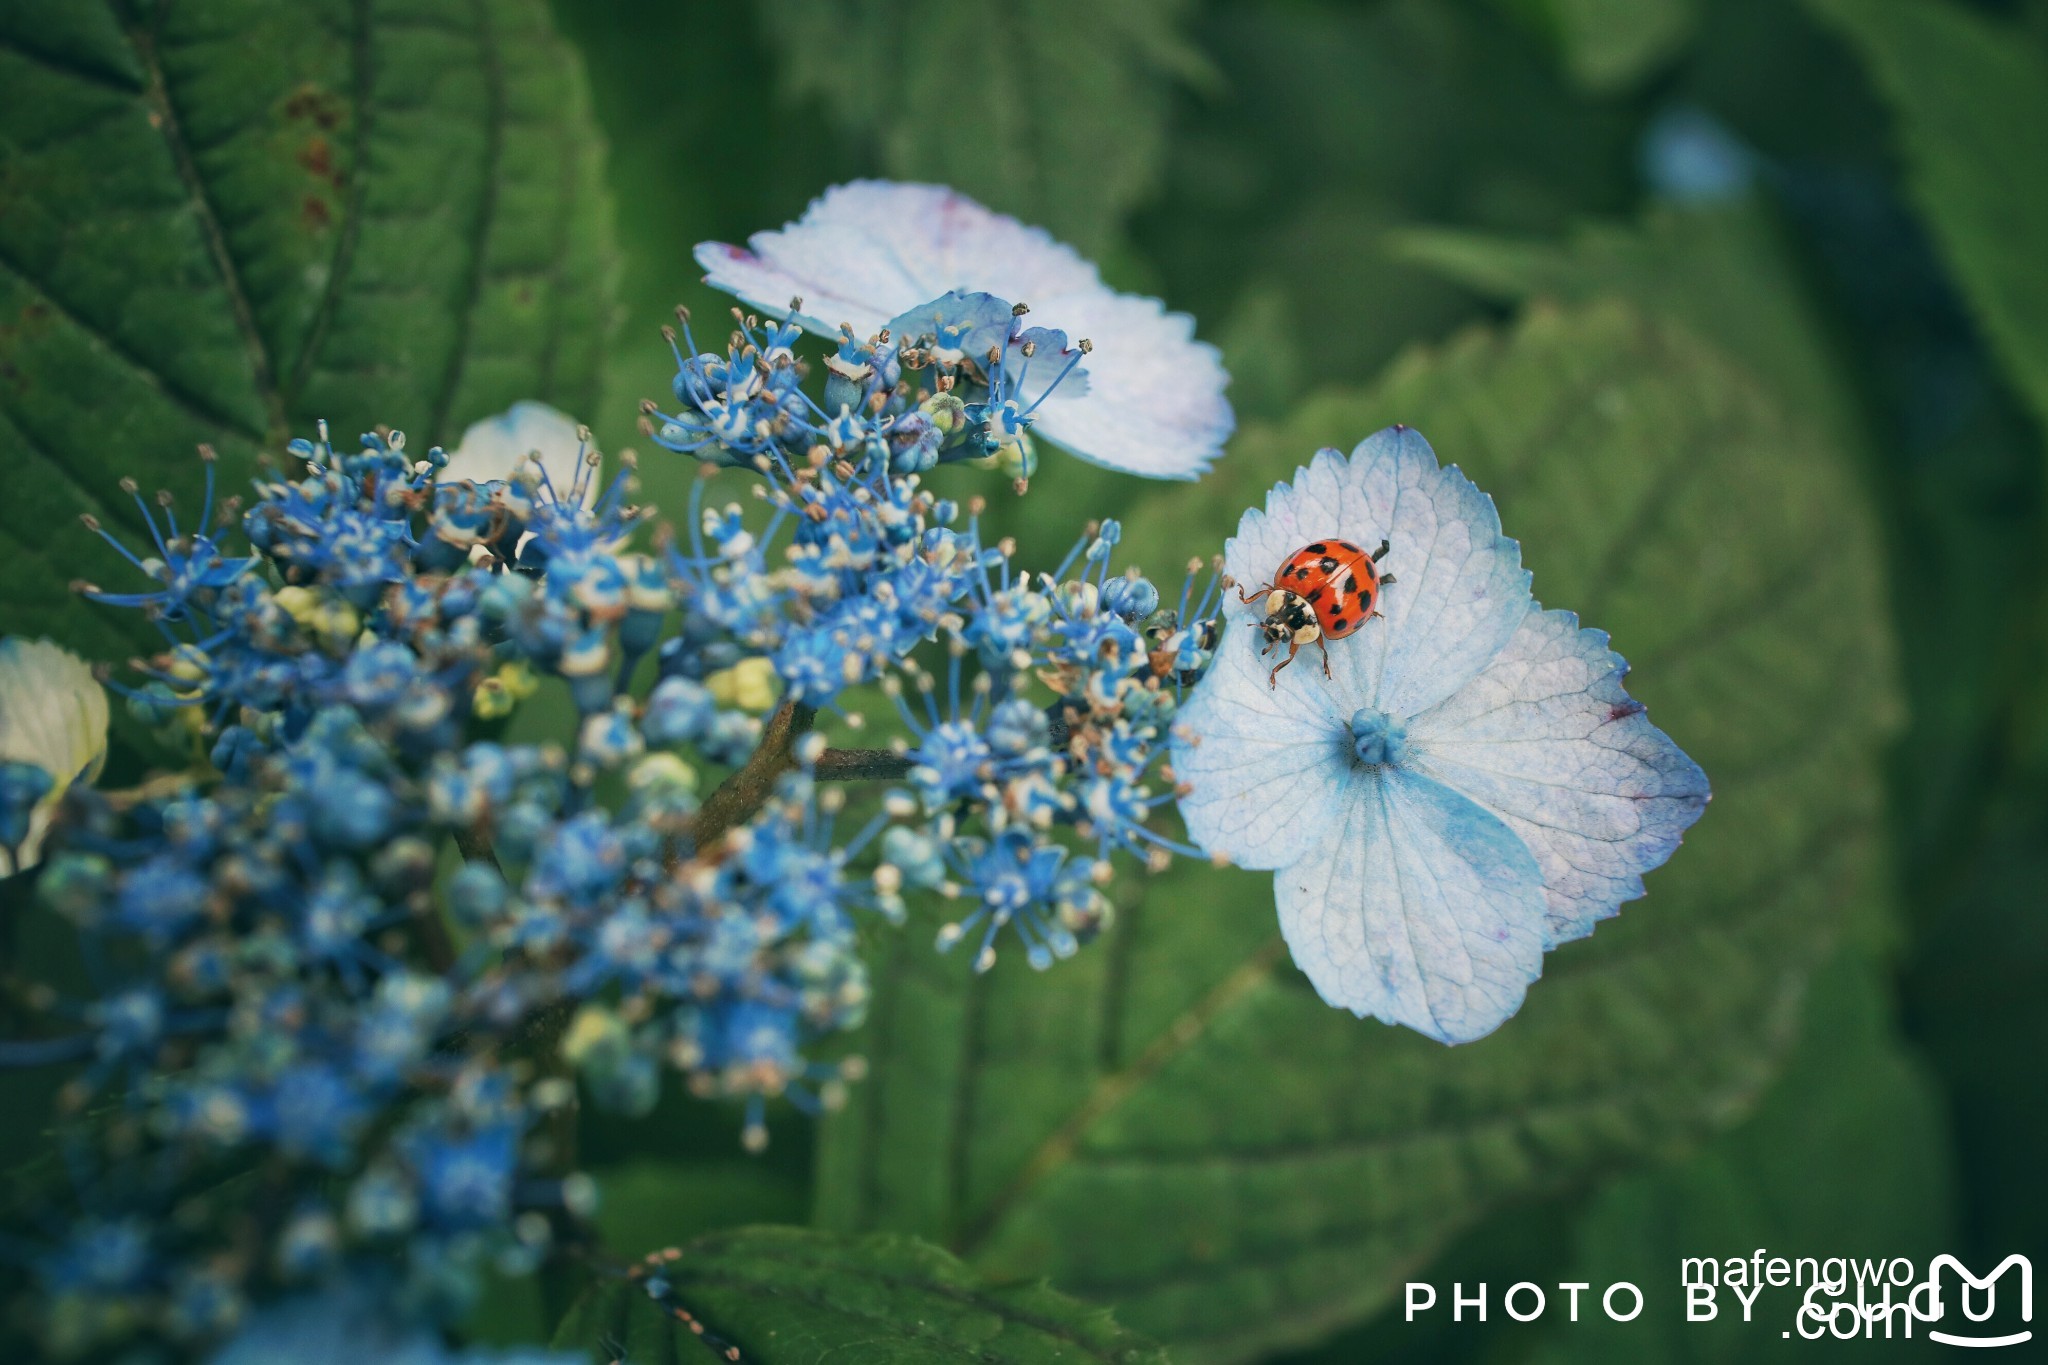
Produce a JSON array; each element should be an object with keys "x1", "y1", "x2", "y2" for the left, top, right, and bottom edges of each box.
[
  {"x1": 690, "y1": 180, "x2": 1234, "y2": 481},
  {"x1": 0, "y1": 182, "x2": 1235, "y2": 1357},
  {"x1": 0, "y1": 183, "x2": 1710, "y2": 1364}
]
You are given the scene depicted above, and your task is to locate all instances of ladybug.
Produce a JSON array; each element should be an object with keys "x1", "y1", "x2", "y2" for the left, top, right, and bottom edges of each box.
[{"x1": 1238, "y1": 538, "x2": 1394, "y2": 685}]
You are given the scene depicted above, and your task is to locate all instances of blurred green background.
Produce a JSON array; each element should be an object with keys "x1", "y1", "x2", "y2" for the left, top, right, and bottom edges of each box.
[{"x1": 4, "y1": 0, "x2": 2046, "y2": 1360}]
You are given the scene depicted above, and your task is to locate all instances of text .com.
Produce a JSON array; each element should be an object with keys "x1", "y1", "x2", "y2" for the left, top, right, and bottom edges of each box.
[{"x1": 1405, "y1": 1251, "x2": 2031, "y2": 1348}]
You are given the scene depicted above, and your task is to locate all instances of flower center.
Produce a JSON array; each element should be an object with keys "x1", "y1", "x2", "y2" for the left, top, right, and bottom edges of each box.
[{"x1": 1349, "y1": 708, "x2": 1409, "y2": 767}]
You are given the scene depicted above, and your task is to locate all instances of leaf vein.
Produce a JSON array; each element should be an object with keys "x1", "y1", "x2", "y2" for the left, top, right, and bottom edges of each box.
[
  {"x1": 0, "y1": 247, "x2": 262, "y2": 442},
  {"x1": 121, "y1": 7, "x2": 286, "y2": 442},
  {"x1": 426, "y1": 0, "x2": 504, "y2": 442}
]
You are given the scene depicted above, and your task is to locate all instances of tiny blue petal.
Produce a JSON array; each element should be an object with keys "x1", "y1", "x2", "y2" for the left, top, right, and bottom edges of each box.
[{"x1": 1348, "y1": 708, "x2": 1408, "y2": 766}]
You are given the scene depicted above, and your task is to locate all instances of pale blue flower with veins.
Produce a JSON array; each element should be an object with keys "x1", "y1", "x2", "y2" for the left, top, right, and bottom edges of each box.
[
  {"x1": 695, "y1": 181, "x2": 1233, "y2": 479},
  {"x1": 1170, "y1": 427, "x2": 1709, "y2": 1044}
]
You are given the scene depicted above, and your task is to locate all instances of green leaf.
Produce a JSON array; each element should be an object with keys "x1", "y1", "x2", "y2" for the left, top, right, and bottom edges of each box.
[
  {"x1": 1392, "y1": 202, "x2": 2031, "y2": 924},
  {"x1": 1905, "y1": 785, "x2": 2048, "y2": 1274},
  {"x1": 463, "y1": 1158, "x2": 811, "y2": 1350},
  {"x1": 1807, "y1": 0, "x2": 2048, "y2": 442},
  {"x1": 549, "y1": 1227, "x2": 1168, "y2": 1365},
  {"x1": 814, "y1": 301, "x2": 1900, "y2": 1363},
  {"x1": 1133, "y1": 0, "x2": 1640, "y2": 391},
  {"x1": 590, "y1": 1159, "x2": 809, "y2": 1255},
  {"x1": 1510, "y1": 0, "x2": 1700, "y2": 93},
  {"x1": 1391, "y1": 202, "x2": 1866, "y2": 456},
  {"x1": 754, "y1": 0, "x2": 1213, "y2": 254},
  {"x1": 1523, "y1": 952, "x2": 1955, "y2": 1364},
  {"x1": 0, "y1": 0, "x2": 615, "y2": 658},
  {"x1": 547, "y1": 0, "x2": 860, "y2": 525}
]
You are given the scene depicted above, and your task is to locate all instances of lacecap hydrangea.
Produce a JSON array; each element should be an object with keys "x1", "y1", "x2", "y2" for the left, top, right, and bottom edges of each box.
[
  {"x1": 691, "y1": 180, "x2": 1234, "y2": 481},
  {"x1": 0, "y1": 181, "x2": 1238, "y2": 1357},
  {"x1": 1, "y1": 183, "x2": 1707, "y2": 1363}
]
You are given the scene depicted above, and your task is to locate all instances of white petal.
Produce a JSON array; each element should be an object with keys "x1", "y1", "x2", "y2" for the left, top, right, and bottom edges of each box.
[
  {"x1": 1224, "y1": 427, "x2": 1531, "y2": 716},
  {"x1": 445, "y1": 402, "x2": 595, "y2": 508},
  {"x1": 1407, "y1": 608, "x2": 1710, "y2": 946},
  {"x1": 1277, "y1": 767, "x2": 1548, "y2": 1044},
  {"x1": 1025, "y1": 288, "x2": 1233, "y2": 480},
  {"x1": 0, "y1": 638, "x2": 107, "y2": 784},
  {"x1": 695, "y1": 181, "x2": 1232, "y2": 479},
  {"x1": 0, "y1": 637, "x2": 109, "y2": 875},
  {"x1": 695, "y1": 181, "x2": 1097, "y2": 337},
  {"x1": 1170, "y1": 626, "x2": 1353, "y2": 870}
]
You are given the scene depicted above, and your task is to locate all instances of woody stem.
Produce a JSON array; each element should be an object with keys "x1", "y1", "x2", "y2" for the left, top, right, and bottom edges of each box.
[
  {"x1": 812, "y1": 747, "x2": 914, "y2": 780},
  {"x1": 689, "y1": 699, "x2": 817, "y2": 849},
  {"x1": 687, "y1": 701, "x2": 1075, "y2": 823},
  {"x1": 811, "y1": 710, "x2": 1071, "y2": 782}
]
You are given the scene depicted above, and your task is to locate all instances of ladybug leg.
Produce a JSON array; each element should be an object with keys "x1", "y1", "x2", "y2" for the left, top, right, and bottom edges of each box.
[
  {"x1": 1378, "y1": 572, "x2": 1396, "y2": 586},
  {"x1": 1371, "y1": 539, "x2": 1390, "y2": 562},
  {"x1": 1316, "y1": 635, "x2": 1332, "y2": 678},
  {"x1": 1267, "y1": 640, "x2": 1300, "y2": 688},
  {"x1": 1236, "y1": 579, "x2": 1273, "y2": 606}
]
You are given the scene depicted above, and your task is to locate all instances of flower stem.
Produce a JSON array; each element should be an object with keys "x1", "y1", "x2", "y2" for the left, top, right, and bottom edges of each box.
[
  {"x1": 452, "y1": 823, "x2": 501, "y2": 870},
  {"x1": 413, "y1": 825, "x2": 496, "y2": 976},
  {"x1": 690, "y1": 699, "x2": 816, "y2": 849},
  {"x1": 813, "y1": 747, "x2": 913, "y2": 780},
  {"x1": 810, "y1": 710, "x2": 1073, "y2": 781},
  {"x1": 690, "y1": 699, "x2": 1073, "y2": 811}
]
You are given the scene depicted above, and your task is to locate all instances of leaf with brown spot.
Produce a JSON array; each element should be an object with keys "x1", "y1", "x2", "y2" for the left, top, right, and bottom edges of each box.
[{"x1": 0, "y1": 0, "x2": 615, "y2": 662}]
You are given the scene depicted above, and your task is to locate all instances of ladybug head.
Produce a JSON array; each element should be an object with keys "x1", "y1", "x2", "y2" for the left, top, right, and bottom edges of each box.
[{"x1": 1258, "y1": 589, "x2": 1320, "y2": 646}]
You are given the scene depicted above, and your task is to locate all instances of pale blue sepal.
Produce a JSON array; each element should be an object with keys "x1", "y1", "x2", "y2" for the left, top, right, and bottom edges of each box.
[
  {"x1": 1221, "y1": 427, "x2": 1533, "y2": 717},
  {"x1": 1275, "y1": 764, "x2": 1549, "y2": 1045},
  {"x1": 694, "y1": 181, "x2": 1233, "y2": 480},
  {"x1": 1170, "y1": 625, "x2": 1353, "y2": 870},
  {"x1": 1406, "y1": 608, "x2": 1710, "y2": 947}
]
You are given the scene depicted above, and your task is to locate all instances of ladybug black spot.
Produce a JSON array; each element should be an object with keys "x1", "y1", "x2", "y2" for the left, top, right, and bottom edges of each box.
[
  {"x1": 1319, "y1": 556, "x2": 1338, "y2": 573},
  {"x1": 1305, "y1": 586, "x2": 1323, "y2": 603},
  {"x1": 1330, "y1": 617, "x2": 1347, "y2": 630},
  {"x1": 1307, "y1": 541, "x2": 1326, "y2": 554}
]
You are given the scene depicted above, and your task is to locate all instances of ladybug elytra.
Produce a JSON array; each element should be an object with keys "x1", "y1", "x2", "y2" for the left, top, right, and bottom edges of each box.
[{"x1": 1238, "y1": 538, "x2": 1395, "y2": 686}]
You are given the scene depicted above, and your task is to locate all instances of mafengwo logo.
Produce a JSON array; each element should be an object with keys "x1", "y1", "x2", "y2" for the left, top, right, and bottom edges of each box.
[
  {"x1": 1917, "y1": 1256, "x2": 2033, "y2": 1348},
  {"x1": 1404, "y1": 1251, "x2": 2032, "y2": 1347}
]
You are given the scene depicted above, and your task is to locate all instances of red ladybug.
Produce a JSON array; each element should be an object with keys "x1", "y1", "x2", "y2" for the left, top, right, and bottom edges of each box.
[{"x1": 1238, "y1": 538, "x2": 1394, "y2": 685}]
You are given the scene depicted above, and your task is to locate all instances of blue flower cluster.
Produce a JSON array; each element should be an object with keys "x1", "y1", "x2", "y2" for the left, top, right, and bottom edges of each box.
[
  {"x1": 2, "y1": 182, "x2": 1234, "y2": 1356},
  {"x1": 650, "y1": 290, "x2": 1085, "y2": 488},
  {"x1": 892, "y1": 521, "x2": 1223, "y2": 970}
]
